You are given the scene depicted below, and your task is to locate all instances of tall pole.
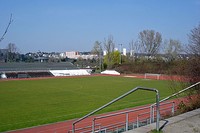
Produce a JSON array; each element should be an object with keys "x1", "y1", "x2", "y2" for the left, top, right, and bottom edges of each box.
[
  {"x1": 99, "y1": 44, "x2": 102, "y2": 72},
  {"x1": 99, "y1": 51, "x2": 102, "y2": 72},
  {"x1": 119, "y1": 44, "x2": 122, "y2": 64},
  {"x1": 156, "y1": 91, "x2": 160, "y2": 131}
]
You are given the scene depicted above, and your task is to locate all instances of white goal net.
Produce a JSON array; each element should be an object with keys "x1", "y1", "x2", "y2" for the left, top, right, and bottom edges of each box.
[{"x1": 144, "y1": 73, "x2": 161, "y2": 80}]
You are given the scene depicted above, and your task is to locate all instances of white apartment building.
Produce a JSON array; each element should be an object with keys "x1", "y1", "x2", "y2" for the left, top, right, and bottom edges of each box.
[
  {"x1": 123, "y1": 48, "x2": 126, "y2": 56},
  {"x1": 65, "y1": 51, "x2": 79, "y2": 59},
  {"x1": 65, "y1": 51, "x2": 97, "y2": 60}
]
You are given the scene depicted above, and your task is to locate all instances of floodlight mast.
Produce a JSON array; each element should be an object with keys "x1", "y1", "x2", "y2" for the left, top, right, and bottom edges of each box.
[{"x1": 119, "y1": 44, "x2": 122, "y2": 64}]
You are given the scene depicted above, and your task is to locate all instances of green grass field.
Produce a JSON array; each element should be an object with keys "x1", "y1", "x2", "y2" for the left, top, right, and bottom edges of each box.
[{"x1": 0, "y1": 76, "x2": 180, "y2": 132}]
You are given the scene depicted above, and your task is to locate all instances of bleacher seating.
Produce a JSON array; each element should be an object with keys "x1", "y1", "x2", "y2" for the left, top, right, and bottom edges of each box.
[
  {"x1": 0, "y1": 62, "x2": 77, "y2": 72},
  {"x1": 0, "y1": 62, "x2": 88, "y2": 79}
]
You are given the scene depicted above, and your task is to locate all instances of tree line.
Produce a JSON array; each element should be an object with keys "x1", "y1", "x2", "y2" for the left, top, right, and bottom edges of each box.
[
  {"x1": 91, "y1": 29, "x2": 186, "y2": 69},
  {"x1": 91, "y1": 24, "x2": 200, "y2": 81}
]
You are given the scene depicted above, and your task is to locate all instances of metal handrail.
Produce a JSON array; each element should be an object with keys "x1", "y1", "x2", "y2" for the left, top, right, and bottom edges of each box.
[
  {"x1": 150, "y1": 82, "x2": 200, "y2": 123},
  {"x1": 94, "y1": 105, "x2": 150, "y2": 119},
  {"x1": 69, "y1": 101, "x2": 174, "y2": 133},
  {"x1": 72, "y1": 87, "x2": 160, "y2": 133},
  {"x1": 68, "y1": 124, "x2": 101, "y2": 133},
  {"x1": 152, "y1": 82, "x2": 200, "y2": 106},
  {"x1": 92, "y1": 101, "x2": 174, "y2": 133},
  {"x1": 93, "y1": 101, "x2": 173, "y2": 122}
]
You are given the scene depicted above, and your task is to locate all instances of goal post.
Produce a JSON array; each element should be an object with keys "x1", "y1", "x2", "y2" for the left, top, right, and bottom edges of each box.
[{"x1": 144, "y1": 73, "x2": 161, "y2": 80}]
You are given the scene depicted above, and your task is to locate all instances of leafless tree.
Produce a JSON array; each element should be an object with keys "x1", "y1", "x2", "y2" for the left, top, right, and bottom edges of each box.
[
  {"x1": 104, "y1": 35, "x2": 115, "y2": 63},
  {"x1": 174, "y1": 23, "x2": 200, "y2": 111},
  {"x1": 138, "y1": 30, "x2": 162, "y2": 56},
  {"x1": 188, "y1": 23, "x2": 200, "y2": 56},
  {"x1": 129, "y1": 40, "x2": 143, "y2": 55},
  {"x1": 6, "y1": 43, "x2": 19, "y2": 62},
  {"x1": 128, "y1": 40, "x2": 142, "y2": 61},
  {"x1": 0, "y1": 14, "x2": 13, "y2": 43},
  {"x1": 91, "y1": 41, "x2": 102, "y2": 56},
  {"x1": 7, "y1": 43, "x2": 17, "y2": 53},
  {"x1": 91, "y1": 41, "x2": 103, "y2": 70},
  {"x1": 187, "y1": 23, "x2": 200, "y2": 83},
  {"x1": 164, "y1": 39, "x2": 182, "y2": 61}
]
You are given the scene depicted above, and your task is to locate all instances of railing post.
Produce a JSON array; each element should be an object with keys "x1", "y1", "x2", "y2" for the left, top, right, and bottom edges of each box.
[
  {"x1": 172, "y1": 102, "x2": 175, "y2": 116},
  {"x1": 92, "y1": 118, "x2": 96, "y2": 133},
  {"x1": 150, "y1": 105, "x2": 152, "y2": 124},
  {"x1": 152, "y1": 106, "x2": 154, "y2": 123},
  {"x1": 125, "y1": 113, "x2": 129, "y2": 131},
  {"x1": 72, "y1": 123, "x2": 75, "y2": 133},
  {"x1": 99, "y1": 125, "x2": 101, "y2": 133},
  {"x1": 156, "y1": 91, "x2": 160, "y2": 131}
]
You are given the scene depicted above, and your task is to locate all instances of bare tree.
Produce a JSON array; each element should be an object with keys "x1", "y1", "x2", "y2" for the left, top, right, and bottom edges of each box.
[
  {"x1": 91, "y1": 41, "x2": 102, "y2": 55},
  {"x1": 188, "y1": 23, "x2": 200, "y2": 55},
  {"x1": 7, "y1": 43, "x2": 17, "y2": 53},
  {"x1": 0, "y1": 14, "x2": 13, "y2": 43},
  {"x1": 187, "y1": 23, "x2": 200, "y2": 83},
  {"x1": 6, "y1": 43, "x2": 18, "y2": 62},
  {"x1": 138, "y1": 30, "x2": 162, "y2": 57},
  {"x1": 175, "y1": 23, "x2": 200, "y2": 111},
  {"x1": 164, "y1": 39, "x2": 182, "y2": 61},
  {"x1": 104, "y1": 35, "x2": 115, "y2": 63},
  {"x1": 91, "y1": 41, "x2": 103, "y2": 71},
  {"x1": 129, "y1": 40, "x2": 143, "y2": 55},
  {"x1": 128, "y1": 40, "x2": 142, "y2": 62}
]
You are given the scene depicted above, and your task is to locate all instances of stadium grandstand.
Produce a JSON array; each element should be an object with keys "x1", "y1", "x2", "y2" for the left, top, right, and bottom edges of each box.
[{"x1": 0, "y1": 62, "x2": 91, "y2": 79}]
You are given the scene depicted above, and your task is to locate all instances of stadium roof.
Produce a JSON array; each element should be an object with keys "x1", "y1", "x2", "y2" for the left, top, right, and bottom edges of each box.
[{"x1": 0, "y1": 62, "x2": 78, "y2": 72}]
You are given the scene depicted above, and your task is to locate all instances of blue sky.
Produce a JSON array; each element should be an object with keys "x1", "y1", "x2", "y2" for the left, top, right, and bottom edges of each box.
[{"x1": 0, "y1": 0, "x2": 200, "y2": 53}]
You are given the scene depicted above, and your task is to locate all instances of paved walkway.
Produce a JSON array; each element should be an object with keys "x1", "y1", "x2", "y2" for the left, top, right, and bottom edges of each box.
[{"x1": 125, "y1": 108, "x2": 200, "y2": 133}]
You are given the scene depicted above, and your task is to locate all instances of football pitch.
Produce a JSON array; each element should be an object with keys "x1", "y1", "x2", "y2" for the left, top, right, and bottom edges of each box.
[{"x1": 0, "y1": 76, "x2": 179, "y2": 132}]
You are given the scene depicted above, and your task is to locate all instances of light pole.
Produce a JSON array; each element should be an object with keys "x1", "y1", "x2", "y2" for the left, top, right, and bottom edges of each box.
[
  {"x1": 99, "y1": 46, "x2": 103, "y2": 72},
  {"x1": 119, "y1": 44, "x2": 122, "y2": 64}
]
